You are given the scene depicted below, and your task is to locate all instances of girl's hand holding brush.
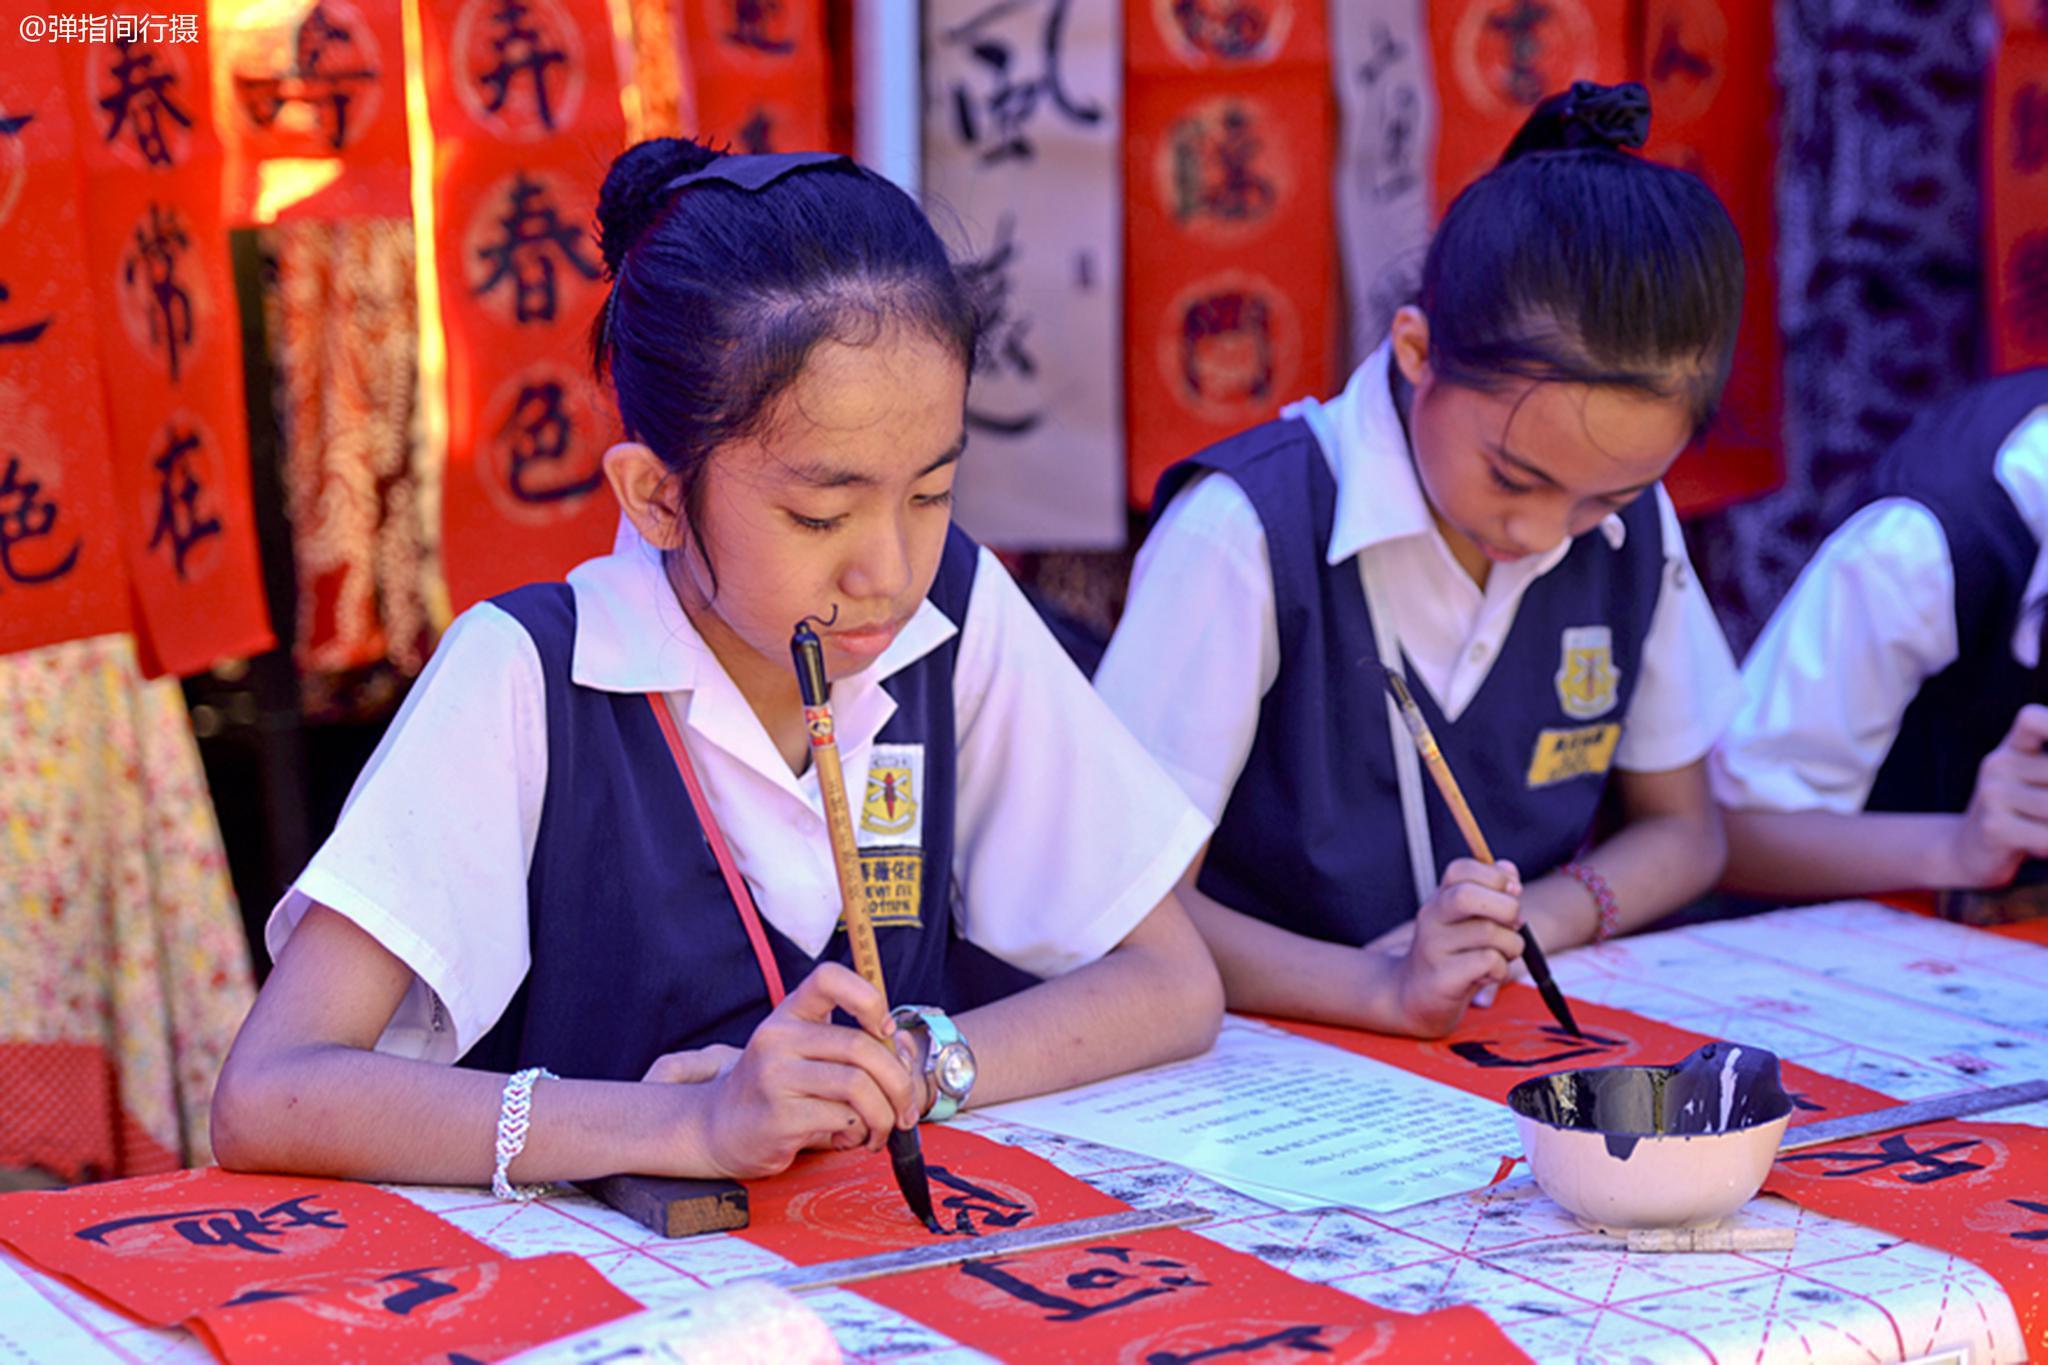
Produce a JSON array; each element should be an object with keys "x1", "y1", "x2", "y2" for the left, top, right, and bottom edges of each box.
[{"x1": 1371, "y1": 857, "x2": 1526, "y2": 1037}]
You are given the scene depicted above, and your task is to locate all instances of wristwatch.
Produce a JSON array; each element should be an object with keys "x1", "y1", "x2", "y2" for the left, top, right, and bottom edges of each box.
[{"x1": 891, "y1": 1005, "x2": 976, "y2": 1122}]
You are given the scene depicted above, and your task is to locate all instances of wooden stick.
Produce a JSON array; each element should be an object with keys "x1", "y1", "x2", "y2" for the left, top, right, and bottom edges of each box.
[
  {"x1": 1624, "y1": 1226, "x2": 1795, "y2": 1253},
  {"x1": 1380, "y1": 668, "x2": 1583, "y2": 1037}
]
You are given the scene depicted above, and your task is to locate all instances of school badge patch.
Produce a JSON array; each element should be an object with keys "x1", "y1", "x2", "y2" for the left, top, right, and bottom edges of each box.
[
  {"x1": 1554, "y1": 625, "x2": 1620, "y2": 720},
  {"x1": 859, "y1": 744, "x2": 924, "y2": 845}
]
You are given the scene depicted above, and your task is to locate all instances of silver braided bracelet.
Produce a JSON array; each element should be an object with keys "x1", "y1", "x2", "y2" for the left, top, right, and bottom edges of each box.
[{"x1": 491, "y1": 1066, "x2": 558, "y2": 1202}]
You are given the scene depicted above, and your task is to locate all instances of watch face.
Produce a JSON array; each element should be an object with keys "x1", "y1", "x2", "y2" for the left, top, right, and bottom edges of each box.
[{"x1": 935, "y1": 1042, "x2": 977, "y2": 1097}]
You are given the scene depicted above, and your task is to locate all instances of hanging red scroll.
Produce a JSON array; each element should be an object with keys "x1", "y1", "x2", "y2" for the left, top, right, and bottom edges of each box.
[
  {"x1": 0, "y1": 14, "x2": 131, "y2": 658},
  {"x1": 213, "y1": 0, "x2": 413, "y2": 225},
  {"x1": 1989, "y1": 25, "x2": 2048, "y2": 373},
  {"x1": 1125, "y1": 0, "x2": 1338, "y2": 508},
  {"x1": 58, "y1": 10, "x2": 276, "y2": 677},
  {"x1": 1640, "y1": 0, "x2": 1784, "y2": 514},
  {"x1": 417, "y1": 0, "x2": 629, "y2": 610},
  {"x1": 1426, "y1": 0, "x2": 1630, "y2": 211},
  {"x1": 672, "y1": 0, "x2": 830, "y2": 152}
]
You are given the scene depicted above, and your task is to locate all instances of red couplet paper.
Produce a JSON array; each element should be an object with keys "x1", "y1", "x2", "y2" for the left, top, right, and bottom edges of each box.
[
  {"x1": 671, "y1": 0, "x2": 830, "y2": 153},
  {"x1": 57, "y1": 10, "x2": 276, "y2": 677},
  {"x1": 212, "y1": 0, "x2": 413, "y2": 225},
  {"x1": 0, "y1": 11, "x2": 132, "y2": 656},
  {"x1": 741, "y1": 1124, "x2": 1530, "y2": 1362},
  {"x1": 1426, "y1": 0, "x2": 1631, "y2": 213},
  {"x1": 416, "y1": 0, "x2": 626, "y2": 611},
  {"x1": 1639, "y1": 0, "x2": 1784, "y2": 515},
  {"x1": 0, "y1": 1167, "x2": 498, "y2": 1326},
  {"x1": 1988, "y1": 32, "x2": 2048, "y2": 373},
  {"x1": 191, "y1": 1250, "x2": 639, "y2": 1364},
  {"x1": 1989, "y1": 917, "x2": 2048, "y2": 947},
  {"x1": 1766, "y1": 1120, "x2": 2048, "y2": 1354},
  {"x1": 1123, "y1": 0, "x2": 1337, "y2": 509}
]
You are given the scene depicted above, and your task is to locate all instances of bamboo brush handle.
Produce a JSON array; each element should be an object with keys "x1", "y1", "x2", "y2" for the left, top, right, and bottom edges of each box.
[{"x1": 804, "y1": 704, "x2": 889, "y2": 1010}]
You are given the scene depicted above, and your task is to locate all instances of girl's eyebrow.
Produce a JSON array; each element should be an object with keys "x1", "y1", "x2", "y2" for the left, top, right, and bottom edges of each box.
[
  {"x1": 788, "y1": 430, "x2": 968, "y2": 489},
  {"x1": 1492, "y1": 443, "x2": 1653, "y2": 500}
]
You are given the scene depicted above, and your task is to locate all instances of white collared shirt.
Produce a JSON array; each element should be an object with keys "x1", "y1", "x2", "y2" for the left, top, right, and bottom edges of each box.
[
  {"x1": 270, "y1": 523, "x2": 1210, "y2": 1061},
  {"x1": 1096, "y1": 343, "x2": 1741, "y2": 823},
  {"x1": 1713, "y1": 406, "x2": 2048, "y2": 813}
]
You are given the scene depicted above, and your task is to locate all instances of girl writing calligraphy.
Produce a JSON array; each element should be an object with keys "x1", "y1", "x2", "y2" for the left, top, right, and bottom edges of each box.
[
  {"x1": 1097, "y1": 83, "x2": 1742, "y2": 1037},
  {"x1": 212, "y1": 141, "x2": 1223, "y2": 1191}
]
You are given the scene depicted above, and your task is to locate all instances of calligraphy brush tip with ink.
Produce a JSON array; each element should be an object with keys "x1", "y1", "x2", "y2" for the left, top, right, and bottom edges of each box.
[{"x1": 1377, "y1": 665, "x2": 1584, "y2": 1039}]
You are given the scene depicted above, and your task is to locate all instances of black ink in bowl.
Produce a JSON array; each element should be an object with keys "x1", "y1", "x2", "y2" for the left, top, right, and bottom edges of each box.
[{"x1": 1506, "y1": 1041, "x2": 1793, "y2": 1161}]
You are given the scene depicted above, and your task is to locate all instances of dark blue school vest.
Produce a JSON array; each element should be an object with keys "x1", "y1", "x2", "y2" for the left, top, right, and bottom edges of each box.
[
  {"x1": 460, "y1": 527, "x2": 982, "y2": 1081},
  {"x1": 1863, "y1": 369, "x2": 2048, "y2": 819},
  {"x1": 1156, "y1": 417, "x2": 1663, "y2": 946}
]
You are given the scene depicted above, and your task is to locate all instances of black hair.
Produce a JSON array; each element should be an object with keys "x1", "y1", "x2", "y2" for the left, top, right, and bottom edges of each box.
[
  {"x1": 1415, "y1": 82, "x2": 1744, "y2": 435},
  {"x1": 591, "y1": 138, "x2": 983, "y2": 549}
]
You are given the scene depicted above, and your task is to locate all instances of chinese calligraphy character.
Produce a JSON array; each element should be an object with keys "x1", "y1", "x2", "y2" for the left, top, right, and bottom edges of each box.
[
  {"x1": 76, "y1": 1196, "x2": 344, "y2": 1255},
  {"x1": 1779, "y1": 1134, "x2": 1989, "y2": 1185},
  {"x1": 123, "y1": 204, "x2": 195, "y2": 380},
  {"x1": 476, "y1": 0, "x2": 569, "y2": 132},
  {"x1": 1180, "y1": 290, "x2": 1274, "y2": 404},
  {"x1": 98, "y1": 37, "x2": 193, "y2": 167},
  {"x1": 1170, "y1": 103, "x2": 1275, "y2": 225},
  {"x1": 956, "y1": 215, "x2": 1041, "y2": 436},
  {"x1": 1147, "y1": 1325, "x2": 1334, "y2": 1364},
  {"x1": 2015, "y1": 83, "x2": 2048, "y2": 176},
  {"x1": 2009, "y1": 231, "x2": 2048, "y2": 351},
  {"x1": 1484, "y1": 0, "x2": 1554, "y2": 107},
  {"x1": 944, "y1": 0, "x2": 1103, "y2": 166},
  {"x1": 1448, "y1": 1024, "x2": 1628, "y2": 1071},
  {"x1": 725, "y1": 0, "x2": 794, "y2": 53},
  {"x1": 929, "y1": 1166, "x2": 1032, "y2": 1236},
  {"x1": 147, "y1": 425, "x2": 224, "y2": 580},
  {"x1": 2010, "y1": 1198, "x2": 2048, "y2": 1242},
  {"x1": 1166, "y1": 1, "x2": 1275, "y2": 62},
  {"x1": 1650, "y1": 16, "x2": 1712, "y2": 86},
  {"x1": 737, "y1": 106, "x2": 776, "y2": 153},
  {"x1": 962, "y1": 1245, "x2": 1207, "y2": 1322},
  {"x1": 500, "y1": 382, "x2": 601, "y2": 503},
  {"x1": 378, "y1": 1268, "x2": 461, "y2": 1315},
  {"x1": 0, "y1": 114, "x2": 51, "y2": 348},
  {"x1": 234, "y1": 4, "x2": 381, "y2": 150},
  {"x1": 0, "y1": 456, "x2": 81, "y2": 587},
  {"x1": 472, "y1": 174, "x2": 602, "y2": 324}
]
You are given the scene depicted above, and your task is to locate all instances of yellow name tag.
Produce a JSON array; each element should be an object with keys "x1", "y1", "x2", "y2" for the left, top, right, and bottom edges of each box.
[
  {"x1": 1526, "y1": 724, "x2": 1621, "y2": 788},
  {"x1": 847, "y1": 848, "x2": 923, "y2": 929}
]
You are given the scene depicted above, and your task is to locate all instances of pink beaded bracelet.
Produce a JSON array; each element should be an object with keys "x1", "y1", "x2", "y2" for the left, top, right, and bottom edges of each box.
[{"x1": 1560, "y1": 861, "x2": 1620, "y2": 944}]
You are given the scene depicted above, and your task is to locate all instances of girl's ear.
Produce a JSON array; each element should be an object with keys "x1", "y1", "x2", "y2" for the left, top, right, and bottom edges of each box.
[
  {"x1": 603, "y1": 443, "x2": 688, "y2": 550},
  {"x1": 1389, "y1": 305, "x2": 1433, "y2": 390}
]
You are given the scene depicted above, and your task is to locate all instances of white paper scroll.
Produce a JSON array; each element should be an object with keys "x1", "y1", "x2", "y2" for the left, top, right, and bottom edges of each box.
[
  {"x1": 923, "y1": 0, "x2": 1125, "y2": 549},
  {"x1": 1330, "y1": 0, "x2": 1437, "y2": 367}
]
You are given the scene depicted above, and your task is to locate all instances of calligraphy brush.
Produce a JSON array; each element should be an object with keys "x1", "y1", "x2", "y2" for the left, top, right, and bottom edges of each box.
[
  {"x1": 791, "y1": 618, "x2": 942, "y2": 1235},
  {"x1": 1379, "y1": 666, "x2": 1584, "y2": 1038}
]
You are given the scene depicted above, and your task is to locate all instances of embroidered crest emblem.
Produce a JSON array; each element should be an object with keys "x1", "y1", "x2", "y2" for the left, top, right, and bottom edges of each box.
[
  {"x1": 1555, "y1": 625, "x2": 1620, "y2": 720},
  {"x1": 862, "y1": 765, "x2": 917, "y2": 836},
  {"x1": 858, "y1": 743, "x2": 926, "y2": 846}
]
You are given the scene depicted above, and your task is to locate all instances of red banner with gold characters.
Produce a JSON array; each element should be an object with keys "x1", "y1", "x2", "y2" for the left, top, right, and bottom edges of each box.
[
  {"x1": 672, "y1": 0, "x2": 830, "y2": 152},
  {"x1": 1125, "y1": 0, "x2": 1338, "y2": 508},
  {"x1": 1989, "y1": 27, "x2": 2048, "y2": 373},
  {"x1": 417, "y1": 0, "x2": 629, "y2": 611},
  {"x1": 57, "y1": 9, "x2": 275, "y2": 677},
  {"x1": 0, "y1": 14, "x2": 131, "y2": 658},
  {"x1": 212, "y1": 0, "x2": 413, "y2": 225},
  {"x1": 1639, "y1": 0, "x2": 1784, "y2": 514}
]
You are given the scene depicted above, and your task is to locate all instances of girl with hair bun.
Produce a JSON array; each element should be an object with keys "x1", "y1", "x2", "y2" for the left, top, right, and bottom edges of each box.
[
  {"x1": 1099, "y1": 83, "x2": 1745, "y2": 1038},
  {"x1": 211, "y1": 139, "x2": 1222, "y2": 1188}
]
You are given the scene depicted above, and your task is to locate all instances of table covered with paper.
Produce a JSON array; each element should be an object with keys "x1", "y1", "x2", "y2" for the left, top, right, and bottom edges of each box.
[{"x1": 5, "y1": 901, "x2": 2047, "y2": 1363}]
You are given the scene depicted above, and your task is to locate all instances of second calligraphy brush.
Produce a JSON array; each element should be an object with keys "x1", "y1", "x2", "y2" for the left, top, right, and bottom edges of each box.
[
  {"x1": 791, "y1": 619, "x2": 942, "y2": 1234},
  {"x1": 1380, "y1": 666, "x2": 1584, "y2": 1039}
]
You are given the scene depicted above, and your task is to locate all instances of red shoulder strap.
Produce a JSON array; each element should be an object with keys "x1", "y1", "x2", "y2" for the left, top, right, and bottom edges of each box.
[{"x1": 644, "y1": 694, "x2": 787, "y2": 1005}]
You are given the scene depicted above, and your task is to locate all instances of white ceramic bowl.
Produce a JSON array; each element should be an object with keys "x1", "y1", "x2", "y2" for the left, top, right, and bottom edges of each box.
[{"x1": 1506, "y1": 1046, "x2": 1792, "y2": 1234}]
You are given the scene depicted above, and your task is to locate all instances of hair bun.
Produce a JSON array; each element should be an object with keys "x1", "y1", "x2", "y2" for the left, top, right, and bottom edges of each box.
[
  {"x1": 1497, "y1": 81, "x2": 1651, "y2": 167},
  {"x1": 595, "y1": 136, "x2": 720, "y2": 277}
]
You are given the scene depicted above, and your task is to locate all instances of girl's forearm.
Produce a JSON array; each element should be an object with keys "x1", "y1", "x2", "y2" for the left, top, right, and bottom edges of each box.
[
  {"x1": 1720, "y1": 807, "x2": 1965, "y2": 900},
  {"x1": 1525, "y1": 805, "x2": 1727, "y2": 949},
  {"x1": 954, "y1": 897, "x2": 1225, "y2": 1108},
  {"x1": 212, "y1": 1042, "x2": 717, "y2": 1185},
  {"x1": 1169, "y1": 879, "x2": 1407, "y2": 1034}
]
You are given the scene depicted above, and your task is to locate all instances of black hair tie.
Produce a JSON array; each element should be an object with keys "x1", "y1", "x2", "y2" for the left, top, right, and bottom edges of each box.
[{"x1": 661, "y1": 149, "x2": 852, "y2": 197}]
